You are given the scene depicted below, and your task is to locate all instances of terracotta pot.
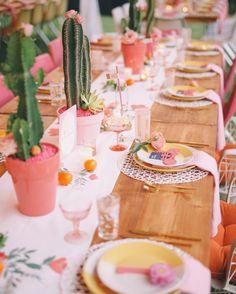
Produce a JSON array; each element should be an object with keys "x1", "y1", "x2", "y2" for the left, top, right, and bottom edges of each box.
[
  {"x1": 77, "y1": 111, "x2": 104, "y2": 146},
  {"x1": 121, "y1": 41, "x2": 146, "y2": 74},
  {"x1": 6, "y1": 143, "x2": 60, "y2": 217}
]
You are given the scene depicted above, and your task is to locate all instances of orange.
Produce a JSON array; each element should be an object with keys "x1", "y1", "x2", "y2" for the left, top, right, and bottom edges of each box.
[
  {"x1": 58, "y1": 170, "x2": 73, "y2": 186},
  {"x1": 126, "y1": 78, "x2": 135, "y2": 86},
  {"x1": 0, "y1": 261, "x2": 4, "y2": 274},
  {"x1": 31, "y1": 145, "x2": 41, "y2": 156},
  {"x1": 84, "y1": 159, "x2": 97, "y2": 171}
]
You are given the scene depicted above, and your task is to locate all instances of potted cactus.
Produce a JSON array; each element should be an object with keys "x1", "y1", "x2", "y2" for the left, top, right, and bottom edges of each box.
[
  {"x1": 0, "y1": 24, "x2": 60, "y2": 217},
  {"x1": 58, "y1": 10, "x2": 104, "y2": 148}
]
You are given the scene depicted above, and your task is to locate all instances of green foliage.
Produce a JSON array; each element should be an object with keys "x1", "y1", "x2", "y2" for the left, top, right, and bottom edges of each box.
[
  {"x1": 121, "y1": 18, "x2": 128, "y2": 34},
  {"x1": 128, "y1": 0, "x2": 141, "y2": 33},
  {"x1": 0, "y1": 31, "x2": 44, "y2": 161},
  {"x1": 0, "y1": 233, "x2": 7, "y2": 249},
  {"x1": 130, "y1": 140, "x2": 149, "y2": 154},
  {"x1": 63, "y1": 15, "x2": 96, "y2": 111},
  {"x1": 145, "y1": 0, "x2": 155, "y2": 38},
  {"x1": 80, "y1": 91, "x2": 104, "y2": 114},
  {"x1": 0, "y1": 14, "x2": 12, "y2": 30}
]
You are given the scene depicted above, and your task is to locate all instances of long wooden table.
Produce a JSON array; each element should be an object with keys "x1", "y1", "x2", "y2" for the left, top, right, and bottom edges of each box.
[{"x1": 0, "y1": 47, "x2": 220, "y2": 268}]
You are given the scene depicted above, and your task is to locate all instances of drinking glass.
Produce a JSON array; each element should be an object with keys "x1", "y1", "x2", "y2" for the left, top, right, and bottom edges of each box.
[
  {"x1": 147, "y1": 61, "x2": 160, "y2": 91},
  {"x1": 97, "y1": 194, "x2": 120, "y2": 240},
  {"x1": 103, "y1": 108, "x2": 131, "y2": 152},
  {"x1": 135, "y1": 107, "x2": 151, "y2": 142},
  {"x1": 115, "y1": 79, "x2": 129, "y2": 112},
  {"x1": 50, "y1": 82, "x2": 64, "y2": 107},
  {"x1": 60, "y1": 190, "x2": 92, "y2": 244},
  {"x1": 164, "y1": 67, "x2": 176, "y2": 88}
]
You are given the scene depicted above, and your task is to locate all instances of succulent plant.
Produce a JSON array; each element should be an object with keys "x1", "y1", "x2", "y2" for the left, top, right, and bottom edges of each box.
[
  {"x1": 145, "y1": 0, "x2": 155, "y2": 38},
  {"x1": 62, "y1": 11, "x2": 103, "y2": 114},
  {"x1": 0, "y1": 28, "x2": 44, "y2": 161}
]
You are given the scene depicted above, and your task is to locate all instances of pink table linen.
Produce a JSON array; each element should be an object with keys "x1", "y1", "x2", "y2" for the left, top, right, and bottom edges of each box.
[
  {"x1": 205, "y1": 90, "x2": 225, "y2": 151},
  {"x1": 208, "y1": 64, "x2": 224, "y2": 102},
  {"x1": 191, "y1": 150, "x2": 221, "y2": 237}
]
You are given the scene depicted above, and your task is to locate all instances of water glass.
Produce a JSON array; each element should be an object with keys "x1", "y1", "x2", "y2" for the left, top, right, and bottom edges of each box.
[
  {"x1": 50, "y1": 82, "x2": 64, "y2": 107},
  {"x1": 135, "y1": 107, "x2": 151, "y2": 142},
  {"x1": 97, "y1": 194, "x2": 120, "y2": 240},
  {"x1": 164, "y1": 67, "x2": 176, "y2": 88}
]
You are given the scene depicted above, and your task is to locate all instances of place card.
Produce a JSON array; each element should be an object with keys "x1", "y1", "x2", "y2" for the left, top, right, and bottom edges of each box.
[{"x1": 59, "y1": 105, "x2": 77, "y2": 158}]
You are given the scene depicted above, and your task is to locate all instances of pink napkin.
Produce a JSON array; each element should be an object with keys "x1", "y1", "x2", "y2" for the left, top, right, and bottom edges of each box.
[
  {"x1": 208, "y1": 64, "x2": 224, "y2": 103},
  {"x1": 214, "y1": 45, "x2": 226, "y2": 69},
  {"x1": 204, "y1": 90, "x2": 225, "y2": 151},
  {"x1": 191, "y1": 150, "x2": 221, "y2": 237}
]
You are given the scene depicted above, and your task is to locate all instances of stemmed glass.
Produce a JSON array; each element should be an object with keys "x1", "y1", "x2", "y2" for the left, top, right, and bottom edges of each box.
[
  {"x1": 147, "y1": 61, "x2": 160, "y2": 91},
  {"x1": 60, "y1": 189, "x2": 92, "y2": 244},
  {"x1": 103, "y1": 107, "x2": 131, "y2": 152}
]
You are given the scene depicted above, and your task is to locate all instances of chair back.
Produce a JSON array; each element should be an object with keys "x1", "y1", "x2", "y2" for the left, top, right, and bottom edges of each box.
[
  {"x1": 224, "y1": 82, "x2": 236, "y2": 126},
  {"x1": 48, "y1": 38, "x2": 63, "y2": 67},
  {"x1": 31, "y1": 53, "x2": 55, "y2": 76},
  {"x1": 111, "y1": 6, "x2": 125, "y2": 33},
  {"x1": 224, "y1": 57, "x2": 236, "y2": 96}
]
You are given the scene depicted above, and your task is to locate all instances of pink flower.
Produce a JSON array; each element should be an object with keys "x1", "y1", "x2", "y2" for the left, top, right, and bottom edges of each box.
[
  {"x1": 136, "y1": 3, "x2": 147, "y2": 11},
  {"x1": 64, "y1": 10, "x2": 77, "y2": 19},
  {"x1": 150, "y1": 131, "x2": 166, "y2": 151},
  {"x1": 122, "y1": 30, "x2": 138, "y2": 45},
  {"x1": 89, "y1": 174, "x2": 98, "y2": 180},
  {"x1": 0, "y1": 252, "x2": 7, "y2": 261},
  {"x1": 0, "y1": 133, "x2": 17, "y2": 157},
  {"x1": 21, "y1": 23, "x2": 33, "y2": 37},
  {"x1": 161, "y1": 148, "x2": 179, "y2": 165},
  {"x1": 49, "y1": 258, "x2": 67, "y2": 274},
  {"x1": 149, "y1": 263, "x2": 176, "y2": 286},
  {"x1": 75, "y1": 13, "x2": 83, "y2": 24}
]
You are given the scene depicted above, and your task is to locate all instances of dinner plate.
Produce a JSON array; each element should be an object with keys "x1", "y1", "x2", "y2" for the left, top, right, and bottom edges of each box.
[
  {"x1": 176, "y1": 61, "x2": 210, "y2": 73},
  {"x1": 96, "y1": 241, "x2": 185, "y2": 294},
  {"x1": 166, "y1": 85, "x2": 207, "y2": 99},
  {"x1": 187, "y1": 41, "x2": 217, "y2": 52},
  {"x1": 133, "y1": 154, "x2": 195, "y2": 173},
  {"x1": 136, "y1": 143, "x2": 193, "y2": 168}
]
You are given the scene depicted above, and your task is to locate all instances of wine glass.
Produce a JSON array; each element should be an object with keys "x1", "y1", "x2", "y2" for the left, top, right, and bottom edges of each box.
[
  {"x1": 147, "y1": 61, "x2": 160, "y2": 91},
  {"x1": 60, "y1": 189, "x2": 92, "y2": 244},
  {"x1": 103, "y1": 108, "x2": 131, "y2": 152}
]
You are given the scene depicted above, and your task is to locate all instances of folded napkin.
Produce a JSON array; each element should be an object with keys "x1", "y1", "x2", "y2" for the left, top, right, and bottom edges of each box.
[
  {"x1": 204, "y1": 90, "x2": 225, "y2": 151},
  {"x1": 207, "y1": 64, "x2": 224, "y2": 102},
  {"x1": 191, "y1": 150, "x2": 221, "y2": 237},
  {"x1": 213, "y1": 45, "x2": 226, "y2": 69}
]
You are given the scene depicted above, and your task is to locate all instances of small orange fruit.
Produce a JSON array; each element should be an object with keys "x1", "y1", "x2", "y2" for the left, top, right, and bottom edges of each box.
[
  {"x1": 126, "y1": 78, "x2": 135, "y2": 86},
  {"x1": 31, "y1": 145, "x2": 41, "y2": 156},
  {"x1": 84, "y1": 159, "x2": 97, "y2": 171},
  {"x1": 0, "y1": 261, "x2": 4, "y2": 274},
  {"x1": 58, "y1": 170, "x2": 73, "y2": 186}
]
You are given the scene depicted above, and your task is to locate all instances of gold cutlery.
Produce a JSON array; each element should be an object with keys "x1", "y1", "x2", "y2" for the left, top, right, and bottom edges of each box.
[
  {"x1": 129, "y1": 229, "x2": 201, "y2": 242},
  {"x1": 37, "y1": 99, "x2": 52, "y2": 104}
]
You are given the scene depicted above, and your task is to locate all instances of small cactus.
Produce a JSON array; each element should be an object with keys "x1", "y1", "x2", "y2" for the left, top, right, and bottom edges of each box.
[
  {"x1": 62, "y1": 11, "x2": 102, "y2": 113},
  {"x1": 145, "y1": 0, "x2": 155, "y2": 38},
  {"x1": 0, "y1": 27, "x2": 44, "y2": 161},
  {"x1": 128, "y1": 0, "x2": 142, "y2": 33}
]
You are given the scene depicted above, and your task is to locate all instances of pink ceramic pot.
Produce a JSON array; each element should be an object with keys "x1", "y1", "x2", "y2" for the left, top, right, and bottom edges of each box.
[
  {"x1": 6, "y1": 143, "x2": 60, "y2": 217},
  {"x1": 77, "y1": 111, "x2": 103, "y2": 146},
  {"x1": 121, "y1": 41, "x2": 146, "y2": 74}
]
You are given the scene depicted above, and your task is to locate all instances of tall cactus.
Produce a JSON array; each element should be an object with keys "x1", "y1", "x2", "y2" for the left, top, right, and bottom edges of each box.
[
  {"x1": 128, "y1": 0, "x2": 141, "y2": 33},
  {"x1": 62, "y1": 12, "x2": 91, "y2": 110},
  {"x1": 0, "y1": 31, "x2": 44, "y2": 161},
  {"x1": 145, "y1": 0, "x2": 155, "y2": 38}
]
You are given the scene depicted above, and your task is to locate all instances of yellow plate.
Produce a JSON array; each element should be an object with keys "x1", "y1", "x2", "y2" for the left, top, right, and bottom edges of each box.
[
  {"x1": 167, "y1": 85, "x2": 207, "y2": 100},
  {"x1": 187, "y1": 41, "x2": 216, "y2": 52},
  {"x1": 96, "y1": 242, "x2": 185, "y2": 294},
  {"x1": 176, "y1": 61, "x2": 210, "y2": 73},
  {"x1": 133, "y1": 154, "x2": 195, "y2": 173}
]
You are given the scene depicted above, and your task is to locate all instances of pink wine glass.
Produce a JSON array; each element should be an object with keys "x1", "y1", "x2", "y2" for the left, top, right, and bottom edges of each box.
[{"x1": 60, "y1": 190, "x2": 92, "y2": 244}]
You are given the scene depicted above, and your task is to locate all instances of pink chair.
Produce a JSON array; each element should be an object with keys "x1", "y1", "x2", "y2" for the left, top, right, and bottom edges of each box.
[
  {"x1": 0, "y1": 76, "x2": 14, "y2": 107},
  {"x1": 224, "y1": 83, "x2": 236, "y2": 126},
  {"x1": 31, "y1": 53, "x2": 55, "y2": 76},
  {"x1": 48, "y1": 38, "x2": 63, "y2": 67},
  {"x1": 224, "y1": 57, "x2": 236, "y2": 96}
]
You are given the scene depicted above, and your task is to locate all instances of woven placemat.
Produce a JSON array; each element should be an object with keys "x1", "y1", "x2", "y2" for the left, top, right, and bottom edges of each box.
[{"x1": 121, "y1": 154, "x2": 208, "y2": 184}]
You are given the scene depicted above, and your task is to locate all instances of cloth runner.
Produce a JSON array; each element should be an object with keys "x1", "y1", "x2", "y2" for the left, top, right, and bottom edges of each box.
[{"x1": 208, "y1": 64, "x2": 224, "y2": 102}]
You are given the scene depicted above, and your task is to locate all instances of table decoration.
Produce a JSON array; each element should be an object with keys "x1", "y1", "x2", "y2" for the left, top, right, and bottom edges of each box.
[
  {"x1": 175, "y1": 71, "x2": 217, "y2": 79},
  {"x1": 163, "y1": 85, "x2": 207, "y2": 101},
  {"x1": 58, "y1": 10, "x2": 104, "y2": 153},
  {"x1": 0, "y1": 25, "x2": 59, "y2": 216},
  {"x1": 60, "y1": 238, "x2": 211, "y2": 294}
]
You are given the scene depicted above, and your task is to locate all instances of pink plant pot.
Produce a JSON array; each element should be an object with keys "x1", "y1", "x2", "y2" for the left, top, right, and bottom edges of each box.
[
  {"x1": 77, "y1": 111, "x2": 104, "y2": 146},
  {"x1": 6, "y1": 143, "x2": 60, "y2": 217},
  {"x1": 121, "y1": 41, "x2": 146, "y2": 74}
]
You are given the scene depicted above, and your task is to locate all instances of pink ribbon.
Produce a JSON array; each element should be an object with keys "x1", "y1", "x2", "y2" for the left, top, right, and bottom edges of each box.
[{"x1": 208, "y1": 63, "x2": 224, "y2": 103}]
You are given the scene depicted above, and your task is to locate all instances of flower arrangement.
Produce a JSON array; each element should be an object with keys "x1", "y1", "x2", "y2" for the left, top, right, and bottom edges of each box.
[
  {"x1": 0, "y1": 24, "x2": 44, "y2": 161},
  {"x1": 62, "y1": 10, "x2": 103, "y2": 116},
  {"x1": 122, "y1": 29, "x2": 138, "y2": 44}
]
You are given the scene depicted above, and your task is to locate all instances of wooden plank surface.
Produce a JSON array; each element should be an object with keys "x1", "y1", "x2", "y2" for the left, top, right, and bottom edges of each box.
[{"x1": 185, "y1": 52, "x2": 222, "y2": 68}]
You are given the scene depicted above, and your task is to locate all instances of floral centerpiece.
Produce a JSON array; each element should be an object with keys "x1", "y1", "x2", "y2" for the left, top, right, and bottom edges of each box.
[
  {"x1": 58, "y1": 10, "x2": 104, "y2": 148},
  {"x1": 0, "y1": 24, "x2": 60, "y2": 216}
]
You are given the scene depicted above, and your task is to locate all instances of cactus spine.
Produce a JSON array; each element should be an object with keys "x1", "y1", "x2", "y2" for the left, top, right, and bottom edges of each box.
[
  {"x1": 128, "y1": 0, "x2": 141, "y2": 33},
  {"x1": 62, "y1": 15, "x2": 91, "y2": 109},
  {"x1": 146, "y1": 0, "x2": 155, "y2": 38},
  {"x1": 0, "y1": 31, "x2": 44, "y2": 161}
]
